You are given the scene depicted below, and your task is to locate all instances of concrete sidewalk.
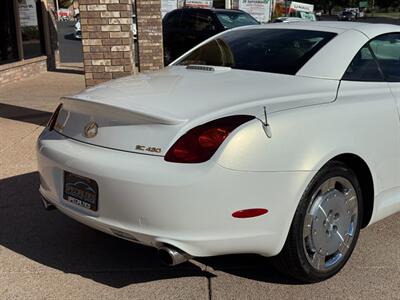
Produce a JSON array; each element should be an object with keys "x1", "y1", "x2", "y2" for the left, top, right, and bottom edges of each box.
[
  {"x1": 0, "y1": 72, "x2": 84, "y2": 178},
  {"x1": 0, "y1": 73, "x2": 399, "y2": 299}
]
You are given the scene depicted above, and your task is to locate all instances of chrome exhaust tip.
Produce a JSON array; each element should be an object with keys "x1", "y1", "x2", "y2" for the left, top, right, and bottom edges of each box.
[
  {"x1": 41, "y1": 196, "x2": 56, "y2": 210},
  {"x1": 158, "y1": 246, "x2": 192, "y2": 266}
]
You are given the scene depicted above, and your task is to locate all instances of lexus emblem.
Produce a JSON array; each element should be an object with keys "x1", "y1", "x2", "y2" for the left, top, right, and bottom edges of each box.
[{"x1": 84, "y1": 121, "x2": 98, "y2": 138}]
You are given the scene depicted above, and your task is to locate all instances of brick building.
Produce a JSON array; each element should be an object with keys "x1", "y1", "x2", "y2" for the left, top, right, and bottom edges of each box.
[
  {"x1": 0, "y1": 0, "x2": 245, "y2": 86},
  {"x1": 79, "y1": 0, "x2": 165, "y2": 87},
  {"x1": 0, "y1": 0, "x2": 166, "y2": 87},
  {"x1": 79, "y1": 0, "x2": 233, "y2": 87}
]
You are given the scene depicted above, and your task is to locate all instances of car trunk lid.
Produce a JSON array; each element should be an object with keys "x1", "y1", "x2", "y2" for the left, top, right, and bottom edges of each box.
[{"x1": 55, "y1": 66, "x2": 339, "y2": 156}]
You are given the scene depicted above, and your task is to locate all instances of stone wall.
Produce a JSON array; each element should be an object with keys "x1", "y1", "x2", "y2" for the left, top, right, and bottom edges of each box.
[
  {"x1": 79, "y1": 0, "x2": 135, "y2": 87},
  {"x1": 0, "y1": 57, "x2": 47, "y2": 86}
]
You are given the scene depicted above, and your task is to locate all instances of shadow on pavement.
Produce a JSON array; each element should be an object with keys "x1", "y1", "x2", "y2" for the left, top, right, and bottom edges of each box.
[
  {"x1": 0, "y1": 103, "x2": 52, "y2": 126},
  {"x1": 0, "y1": 171, "x2": 300, "y2": 287},
  {"x1": 51, "y1": 68, "x2": 84, "y2": 75},
  {"x1": 0, "y1": 172, "x2": 213, "y2": 288},
  {"x1": 64, "y1": 33, "x2": 80, "y2": 41},
  {"x1": 199, "y1": 255, "x2": 302, "y2": 285}
]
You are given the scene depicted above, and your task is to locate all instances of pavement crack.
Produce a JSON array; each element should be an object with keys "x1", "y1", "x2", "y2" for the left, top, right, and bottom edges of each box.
[{"x1": 207, "y1": 274, "x2": 212, "y2": 300}]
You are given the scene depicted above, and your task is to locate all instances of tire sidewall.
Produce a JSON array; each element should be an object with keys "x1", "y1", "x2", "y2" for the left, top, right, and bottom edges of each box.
[{"x1": 293, "y1": 161, "x2": 364, "y2": 281}]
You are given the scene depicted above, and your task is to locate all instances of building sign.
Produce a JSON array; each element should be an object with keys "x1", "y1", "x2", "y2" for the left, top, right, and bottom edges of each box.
[
  {"x1": 18, "y1": 0, "x2": 38, "y2": 27},
  {"x1": 239, "y1": 0, "x2": 272, "y2": 23},
  {"x1": 184, "y1": 0, "x2": 213, "y2": 8},
  {"x1": 161, "y1": 0, "x2": 178, "y2": 17},
  {"x1": 289, "y1": 1, "x2": 314, "y2": 13},
  {"x1": 58, "y1": 8, "x2": 70, "y2": 18}
]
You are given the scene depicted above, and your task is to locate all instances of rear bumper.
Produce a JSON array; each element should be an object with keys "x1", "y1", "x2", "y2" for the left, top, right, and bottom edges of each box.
[{"x1": 37, "y1": 129, "x2": 315, "y2": 257}]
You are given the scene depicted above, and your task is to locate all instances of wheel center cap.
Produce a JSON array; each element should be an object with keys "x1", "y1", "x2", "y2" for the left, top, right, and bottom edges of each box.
[{"x1": 310, "y1": 189, "x2": 348, "y2": 255}]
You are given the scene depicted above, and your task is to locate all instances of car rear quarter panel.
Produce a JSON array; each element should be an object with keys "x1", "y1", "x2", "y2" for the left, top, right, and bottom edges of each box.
[{"x1": 218, "y1": 81, "x2": 400, "y2": 225}]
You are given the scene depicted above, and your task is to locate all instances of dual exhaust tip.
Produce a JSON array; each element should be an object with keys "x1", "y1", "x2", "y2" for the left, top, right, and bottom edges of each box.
[{"x1": 158, "y1": 246, "x2": 192, "y2": 266}]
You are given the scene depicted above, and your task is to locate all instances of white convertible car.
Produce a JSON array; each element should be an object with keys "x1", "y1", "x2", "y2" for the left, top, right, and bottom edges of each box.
[{"x1": 37, "y1": 22, "x2": 400, "y2": 282}]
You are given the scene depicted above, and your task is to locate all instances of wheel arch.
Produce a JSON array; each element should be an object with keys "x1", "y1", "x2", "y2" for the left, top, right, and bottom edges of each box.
[{"x1": 324, "y1": 153, "x2": 374, "y2": 228}]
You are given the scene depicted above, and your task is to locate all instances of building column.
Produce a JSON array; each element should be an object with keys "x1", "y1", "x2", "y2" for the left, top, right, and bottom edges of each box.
[
  {"x1": 80, "y1": 0, "x2": 134, "y2": 87},
  {"x1": 135, "y1": 0, "x2": 164, "y2": 72},
  {"x1": 41, "y1": 0, "x2": 59, "y2": 70}
]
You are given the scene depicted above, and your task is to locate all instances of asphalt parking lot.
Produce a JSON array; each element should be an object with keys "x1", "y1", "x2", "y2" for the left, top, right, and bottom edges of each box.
[{"x1": 1, "y1": 72, "x2": 399, "y2": 299}]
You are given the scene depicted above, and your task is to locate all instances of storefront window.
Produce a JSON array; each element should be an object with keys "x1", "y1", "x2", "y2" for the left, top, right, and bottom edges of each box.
[
  {"x1": 18, "y1": 0, "x2": 45, "y2": 59},
  {"x1": 0, "y1": 0, "x2": 19, "y2": 65}
]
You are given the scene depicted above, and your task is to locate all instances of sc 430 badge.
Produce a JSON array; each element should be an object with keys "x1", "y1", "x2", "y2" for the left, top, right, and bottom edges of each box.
[{"x1": 135, "y1": 145, "x2": 162, "y2": 154}]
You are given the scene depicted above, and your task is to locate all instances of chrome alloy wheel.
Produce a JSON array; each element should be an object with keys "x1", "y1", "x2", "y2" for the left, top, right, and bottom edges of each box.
[{"x1": 302, "y1": 176, "x2": 358, "y2": 271}]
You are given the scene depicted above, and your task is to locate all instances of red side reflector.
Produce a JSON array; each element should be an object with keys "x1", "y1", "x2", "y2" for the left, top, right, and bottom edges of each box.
[{"x1": 232, "y1": 208, "x2": 269, "y2": 219}]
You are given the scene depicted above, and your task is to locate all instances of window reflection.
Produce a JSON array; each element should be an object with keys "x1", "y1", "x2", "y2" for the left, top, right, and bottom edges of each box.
[
  {"x1": 18, "y1": 0, "x2": 44, "y2": 59},
  {"x1": 0, "y1": 0, "x2": 19, "y2": 65}
]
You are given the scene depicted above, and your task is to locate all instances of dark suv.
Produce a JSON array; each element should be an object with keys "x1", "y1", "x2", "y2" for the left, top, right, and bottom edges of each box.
[{"x1": 163, "y1": 8, "x2": 259, "y2": 65}]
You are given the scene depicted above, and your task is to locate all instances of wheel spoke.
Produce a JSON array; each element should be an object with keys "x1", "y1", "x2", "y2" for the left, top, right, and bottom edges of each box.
[
  {"x1": 303, "y1": 214, "x2": 313, "y2": 238},
  {"x1": 335, "y1": 229, "x2": 345, "y2": 243},
  {"x1": 319, "y1": 178, "x2": 336, "y2": 194},
  {"x1": 338, "y1": 241, "x2": 350, "y2": 255},
  {"x1": 311, "y1": 252, "x2": 326, "y2": 270},
  {"x1": 318, "y1": 204, "x2": 328, "y2": 218},
  {"x1": 344, "y1": 188, "x2": 356, "y2": 201},
  {"x1": 337, "y1": 232, "x2": 352, "y2": 254},
  {"x1": 345, "y1": 188, "x2": 358, "y2": 215}
]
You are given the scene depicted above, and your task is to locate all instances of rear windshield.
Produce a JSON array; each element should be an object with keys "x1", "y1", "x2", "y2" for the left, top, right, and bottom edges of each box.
[
  {"x1": 177, "y1": 29, "x2": 336, "y2": 75},
  {"x1": 215, "y1": 11, "x2": 259, "y2": 29}
]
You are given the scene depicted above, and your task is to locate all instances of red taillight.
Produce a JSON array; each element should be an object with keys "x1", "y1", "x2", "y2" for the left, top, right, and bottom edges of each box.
[
  {"x1": 165, "y1": 115, "x2": 255, "y2": 163},
  {"x1": 47, "y1": 103, "x2": 63, "y2": 131}
]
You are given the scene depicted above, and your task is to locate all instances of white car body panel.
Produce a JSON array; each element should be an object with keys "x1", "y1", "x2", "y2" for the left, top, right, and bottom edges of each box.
[
  {"x1": 219, "y1": 80, "x2": 400, "y2": 225},
  {"x1": 37, "y1": 129, "x2": 316, "y2": 256},
  {"x1": 71, "y1": 67, "x2": 338, "y2": 121},
  {"x1": 59, "y1": 68, "x2": 339, "y2": 155},
  {"x1": 297, "y1": 29, "x2": 368, "y2": 79},
  {"x1": 37, "y1": 22, "x2": 400, "y2": 259},
  {"x1": 298, "y1": 23, "x2": 400, "y2": 79}
]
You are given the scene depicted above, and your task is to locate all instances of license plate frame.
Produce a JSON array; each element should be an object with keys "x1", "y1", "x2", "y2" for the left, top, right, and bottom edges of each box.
[{"x1": 63, "y1": 171, "x2": 99, "y2": 211}]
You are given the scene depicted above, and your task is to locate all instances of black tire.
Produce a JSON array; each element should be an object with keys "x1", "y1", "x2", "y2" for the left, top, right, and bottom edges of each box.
[{"x1": 273, "y1": 161, "x2": 363, "y2": 282}]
